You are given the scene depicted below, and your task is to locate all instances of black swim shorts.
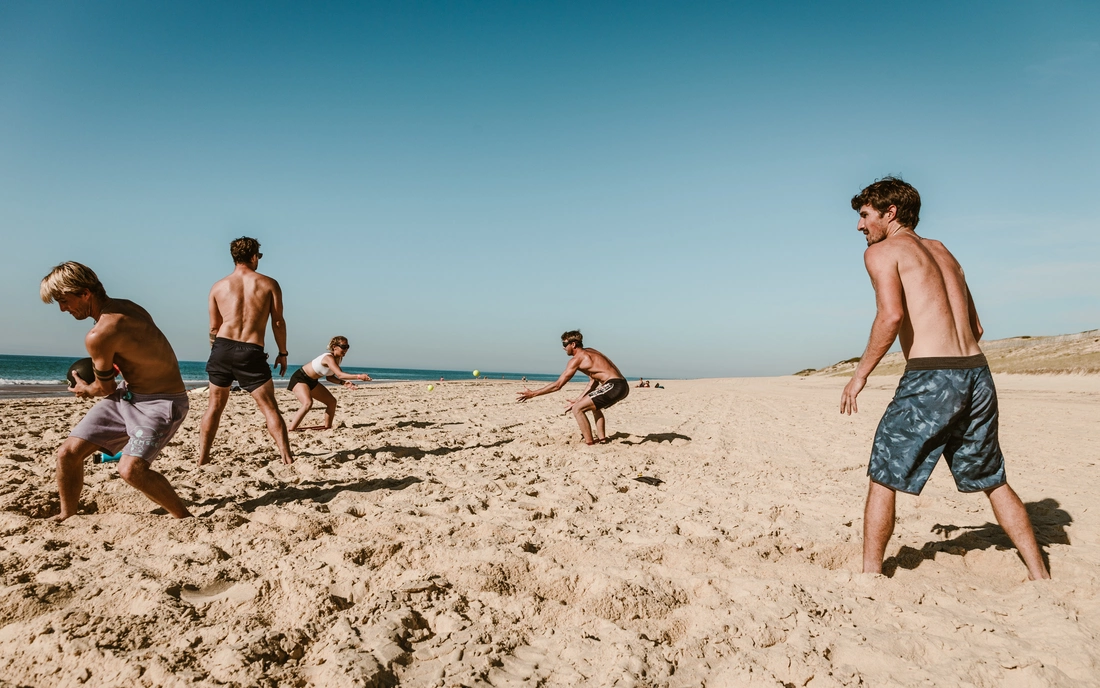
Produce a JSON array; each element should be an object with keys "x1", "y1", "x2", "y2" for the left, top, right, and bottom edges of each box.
[
  {"x1": 206, "y1": 338, "x2": 273, "y2": 392},
  {"x1": 869, "y1": 354, "x2": 1006, "y2": 495},
  {"x1": 287, "y1": 368, "x2": 319, "y2": 391},
  {"x1": 588, "y1": 378, "x2": 629, "y2": 410}
]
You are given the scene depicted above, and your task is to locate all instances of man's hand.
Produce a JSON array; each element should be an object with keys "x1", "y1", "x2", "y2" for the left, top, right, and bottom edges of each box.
[
  {"x1": 69, "y1": 372, "x2": 94, "y2": 400},
  {"x1": 516, "y1": 388, "x2": 537, "y2": 403},
  {"x1": 840, "y1": 376, "x2": 866, "y2": 415},
  {"x1": 273, "y1": 354, "x2": 288, "y2": 376}
]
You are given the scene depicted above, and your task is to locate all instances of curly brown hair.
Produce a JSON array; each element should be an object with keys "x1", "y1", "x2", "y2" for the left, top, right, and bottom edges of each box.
[
  {"x1": 230, "y1": 237, "x2": 261, "y2": 264},
  {"x1": 851, "y1": 177, "x2": 921, "y2": 230},
  {"x1": 561, "y1": 330, "x2": 583, "y2": 347}
]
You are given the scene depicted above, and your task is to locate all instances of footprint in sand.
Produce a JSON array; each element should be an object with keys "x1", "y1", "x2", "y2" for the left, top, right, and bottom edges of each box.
[{"x1": 179, "y1": 580, "x2": 258, "y2": 607}]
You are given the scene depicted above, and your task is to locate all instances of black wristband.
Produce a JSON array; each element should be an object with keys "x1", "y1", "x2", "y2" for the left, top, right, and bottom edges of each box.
[{"x1": 278, "y1": 352, "x2": 288, "y2": 357}]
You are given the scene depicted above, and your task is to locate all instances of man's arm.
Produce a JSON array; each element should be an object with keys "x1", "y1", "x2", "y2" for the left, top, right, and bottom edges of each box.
[
  {"x1": 841, "y1": 248, "x2": 904, "y2": 415},
  {"x1": 517, "y1": 358, "x2": 581, "y2": 402},
  {"x1": 567, "y1": 377, "x2": 598, "y2": 404},
  {"x1": 269, "y1": 280, "x2": 288, "y2": 375},
  {"x1": 73, "y1": 326, "x2": 119, "y2": 399},
  {"x1": 966, "y1": 287, "x2": 983, "y2": 342},
  {"x1": 208, "y1": 288, "x2": 223, "y2": 347}
]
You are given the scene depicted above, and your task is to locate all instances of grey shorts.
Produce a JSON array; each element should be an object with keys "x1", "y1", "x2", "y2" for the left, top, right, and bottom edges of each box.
[
  {"x1": 869, "y1": 354, "x2": 1006, "y2": 495},
  {"x1": 70, "y1": 385, "x2": 190, "y2": 463}
]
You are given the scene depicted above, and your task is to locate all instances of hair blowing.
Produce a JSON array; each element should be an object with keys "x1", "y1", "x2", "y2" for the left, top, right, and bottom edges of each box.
[
  {"x1": 851, "y1": 176, "x2": 921, "y2": 230},
  {"x1": 40, "y1": 262, "x2": 108, "y2": 303},
  {"x1": 329, "y1": 336, "x2": 349, "y2": 352}
]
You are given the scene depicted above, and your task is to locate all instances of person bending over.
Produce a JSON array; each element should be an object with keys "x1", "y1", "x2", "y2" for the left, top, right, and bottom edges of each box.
[
  {"x1": 41, "y1": 262, "x2": 192, "y2": 521},
  {"x1": 517, "y1": 330, "x2": 629, "y2": 445},
  {"x1": 287, "y1": 336, "x2": 371, "y2": 431}
]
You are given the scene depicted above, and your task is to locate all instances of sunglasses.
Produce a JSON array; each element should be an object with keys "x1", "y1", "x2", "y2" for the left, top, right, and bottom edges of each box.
[{"x1": 336, "y1": 343, "x2": 350, "y2": 350}]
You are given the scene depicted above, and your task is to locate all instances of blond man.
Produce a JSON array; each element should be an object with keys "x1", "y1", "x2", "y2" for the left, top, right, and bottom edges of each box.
[{"x1": 41, "y1": 262, "x2": 191, "y2": 521}]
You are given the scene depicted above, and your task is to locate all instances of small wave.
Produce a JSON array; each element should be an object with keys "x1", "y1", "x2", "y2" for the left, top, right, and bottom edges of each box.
[{"x1": 0, "y1": 378, "x2": 66, "y2": 386}]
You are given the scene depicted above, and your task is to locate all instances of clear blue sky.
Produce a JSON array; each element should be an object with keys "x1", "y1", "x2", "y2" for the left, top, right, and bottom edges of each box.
[{"x1": 1, "y1": 1, "x2": 1097, "y2": 377}]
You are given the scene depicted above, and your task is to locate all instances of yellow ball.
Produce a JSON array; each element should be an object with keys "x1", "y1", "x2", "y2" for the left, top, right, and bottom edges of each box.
[
  {"x1": 427, "y1": 384, "x2": 434, "y2": 391},
  {"x1": 472, "y1": 370, "x2": 480, "y2": 377}
]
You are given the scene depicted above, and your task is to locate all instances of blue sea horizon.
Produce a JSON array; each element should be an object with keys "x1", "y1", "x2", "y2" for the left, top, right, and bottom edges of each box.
[{"x1": 0, "y1": 353, "x2": 563, "y2": 387}]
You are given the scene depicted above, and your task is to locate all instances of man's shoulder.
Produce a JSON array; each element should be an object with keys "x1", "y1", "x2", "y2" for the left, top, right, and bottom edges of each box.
[{"x1": 251, "y1": 271, "x2": 280, "y2": 289}]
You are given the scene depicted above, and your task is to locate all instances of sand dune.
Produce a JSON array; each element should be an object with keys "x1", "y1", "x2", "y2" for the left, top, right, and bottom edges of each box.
[
  {"x1": 800, "y1": 329, "x2": 1100, "y2": 377},
  {"x1": 0, "y1": 374, "x2": 1097, "y2": 686}
]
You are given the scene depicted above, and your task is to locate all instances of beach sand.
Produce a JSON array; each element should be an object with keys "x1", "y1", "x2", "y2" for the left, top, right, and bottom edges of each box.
[{"x1": 0, "y1": 375, "x2": 1097, "y2": 686}]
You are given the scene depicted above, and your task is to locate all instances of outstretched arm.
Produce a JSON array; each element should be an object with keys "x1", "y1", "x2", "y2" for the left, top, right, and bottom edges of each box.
[
  {"x1": 841, "y1": 248, "x2": 904, "y2": 415},
  {"x1": 517, "y1": 358, "x2": 581, "y2": 402},
  {"x1": 566, "y1": 377, "x2": 598, "y2": 404},
  {"x1": 269, "y1": 281, "x2": 288, "y2": 375},
  {"x1": 323, "y1": 356, "x2": 370, "y2": 386}
]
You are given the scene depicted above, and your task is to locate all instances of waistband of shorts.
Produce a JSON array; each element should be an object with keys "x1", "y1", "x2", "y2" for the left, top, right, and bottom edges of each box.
[
  {"x1": 124, "y1": 390, "x2": 190, "y2": 402},
  {"x1": 213, "y1": 337, "x2": 264, "y2": 351},
  {"x1": 905, "y1": 353, "x2": 988, "y2": 371}
]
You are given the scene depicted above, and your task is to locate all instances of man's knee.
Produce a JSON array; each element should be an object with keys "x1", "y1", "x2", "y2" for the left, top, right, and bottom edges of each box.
[
  {"x1": 57, "y1": 439, "x2": 91, "y2": 465},
  {"x1": 118, "y1": 457, "x2": 149, "y2": 484}
]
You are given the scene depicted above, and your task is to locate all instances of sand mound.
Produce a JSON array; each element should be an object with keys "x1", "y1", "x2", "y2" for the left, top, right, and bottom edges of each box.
[{"x1": 800, "y1": 329, "x2": 1100, "y2": 377}]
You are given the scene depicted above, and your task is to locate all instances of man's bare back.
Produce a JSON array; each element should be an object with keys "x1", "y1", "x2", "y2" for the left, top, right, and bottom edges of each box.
[
  {"x1": 866, "y1": 232, "x2": 983, "y2": 359},
  {"x1": 209, "y1": 269, "x2": 282, "y2": 347},
  {"x1": 87, "y1": 299, "x2": 185, "y2": 395},
  {"x1": 200, "y1": 239, "x2": 292, "y2": 465},
  {"x1": 843, "y1": 178, "x2": 1049, "y2": 580},
  {"x1": 570, "y1": 347, "x2": 625, "y2": 383}
]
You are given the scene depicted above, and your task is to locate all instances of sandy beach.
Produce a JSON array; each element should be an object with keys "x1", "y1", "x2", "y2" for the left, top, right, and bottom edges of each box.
[{"x1": 1, "y1": 374, "x2": 1098, "y2": 686}]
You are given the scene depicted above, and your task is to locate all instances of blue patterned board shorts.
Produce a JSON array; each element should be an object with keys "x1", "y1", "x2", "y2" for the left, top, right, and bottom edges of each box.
[{"x1": 869, "y1": 354, "x2": 1006, "y2": 495}]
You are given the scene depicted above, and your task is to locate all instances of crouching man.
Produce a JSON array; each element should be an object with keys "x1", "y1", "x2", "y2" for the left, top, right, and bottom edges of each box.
[{"x1": 41, "y1": 262, "x2": 192, "y2": 521}]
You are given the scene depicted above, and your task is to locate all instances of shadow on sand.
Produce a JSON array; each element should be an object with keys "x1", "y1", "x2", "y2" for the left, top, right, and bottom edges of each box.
[
  {"x1": 616, "y1": 432, "x2": 691, "y2": 445},
  {"x1": 295, "y1": 438, "x2": 515, "y2": 463},
  {"x1": 196, "y1": 476, "x2": 422, "y2": 515},
  {"x1": 883, "y1": 498, "x2": 1072, "y2": 577}
]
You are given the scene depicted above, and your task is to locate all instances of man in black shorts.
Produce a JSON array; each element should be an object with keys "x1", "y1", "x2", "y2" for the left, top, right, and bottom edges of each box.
[
  {"x1": 199, "y1": 238, "x2": 294, "y2": 465},
  {"x1": 841, "y1": 178, "x2": 1047, "y2": 580},
  {"x1": 517, "y1": 330, "x2": 629, "y2": 445}
]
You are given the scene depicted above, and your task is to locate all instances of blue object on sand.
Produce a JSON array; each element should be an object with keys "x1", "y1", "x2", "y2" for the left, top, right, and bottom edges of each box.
[{"x1": 93, "y1": 450, "x2": 124, "y2": 464}]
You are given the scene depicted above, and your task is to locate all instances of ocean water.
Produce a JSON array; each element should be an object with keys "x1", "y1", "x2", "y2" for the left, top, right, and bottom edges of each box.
[{"x1": 0, "y1": 354, "x2": 561, "y2": 387}]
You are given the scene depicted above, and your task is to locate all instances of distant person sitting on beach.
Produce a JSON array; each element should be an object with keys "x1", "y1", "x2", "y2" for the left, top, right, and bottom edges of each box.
[
  {"x1": 287, "y1": 336, "x2": 371, "y2": 431},
  {"x1": 636, "y1": 378, "x2": 646, "y2": 388},
  {"x1": 654, "y1": 382, "x2": 663, "y2": 389},
  {"x1": 516, "y1": 330, "x2": 629, "y2": 445},
  {"x1": 199, "y1": 237, "x2": 293, "y2": 466},
  {"x1": 41, "y1": 262, "x2": 192, "y2": 521},
  {"x1": 841, "y1": 177, "x2": 1048, "y2": 580}
]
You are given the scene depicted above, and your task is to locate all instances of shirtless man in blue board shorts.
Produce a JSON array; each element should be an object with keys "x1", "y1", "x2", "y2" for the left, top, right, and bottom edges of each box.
[
  {"x1": 40, "y1": 262, "x2": 191, "y2": 521},
  {"x1": 517, "y1": 330, "x2": 629, "y2": 445},
  {"x1": 841, "y1": 177, "x2": 1049, "y2": 580},
  {"x1": 199, "y1": 237, "x2": 294, "y2": 465}
]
